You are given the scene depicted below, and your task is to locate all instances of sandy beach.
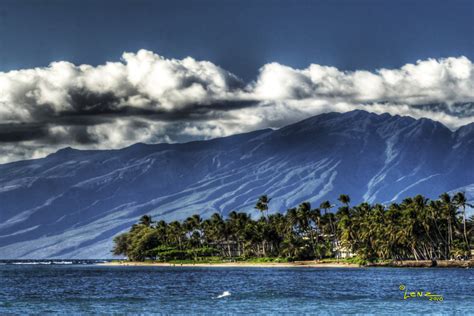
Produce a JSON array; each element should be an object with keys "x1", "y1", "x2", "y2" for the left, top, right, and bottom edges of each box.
[
  {"x1": 98, "y1": 260, "x2": 360, "y2": 268},
  {"x1": 98, "y1": 259, "x2": 474, "y2": 268}
]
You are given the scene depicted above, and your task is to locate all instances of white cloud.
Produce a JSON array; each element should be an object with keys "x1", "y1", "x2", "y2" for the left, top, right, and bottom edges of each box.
[
  {"x1": 0, "y1": 49, "x2": 243, "y2": 123},
  {"x1": 251, "y1": 56, "x2": 474, "y2": 105},
  {"x1": 0, "y1": 50, "x2": 473, "y2": 163}
]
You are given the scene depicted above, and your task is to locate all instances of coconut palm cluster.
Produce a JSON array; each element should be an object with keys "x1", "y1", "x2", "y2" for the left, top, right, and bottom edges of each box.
[{"x1": 113, "y1": 193, "x2": 473, "y2": 262}]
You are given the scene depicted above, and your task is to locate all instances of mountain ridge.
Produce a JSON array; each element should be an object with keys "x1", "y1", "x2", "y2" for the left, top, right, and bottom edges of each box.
[
  {"x1": 4, "y1": 110, "x2": 472, "y2": 167},
  {"x1": 0, "y1": 110, "x2": 473, "y2": 259}
]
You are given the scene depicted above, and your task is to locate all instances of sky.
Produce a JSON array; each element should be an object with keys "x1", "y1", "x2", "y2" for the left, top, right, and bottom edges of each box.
[{"x1": 0, "y1": 0, "x2": 473, "y2": 163}]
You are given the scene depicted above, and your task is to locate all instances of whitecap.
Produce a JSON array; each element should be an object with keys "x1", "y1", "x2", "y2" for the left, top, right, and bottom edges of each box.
[
  {"x1": 216, "y1": 291, "x2": 231, "y2": 298},
  {"x1": 12, "y1": 262, "x2": 51, "y2": 265}
]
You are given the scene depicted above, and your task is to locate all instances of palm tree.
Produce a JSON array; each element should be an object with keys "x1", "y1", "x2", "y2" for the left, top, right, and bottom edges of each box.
[
  {"x1": 439, "y1": 193, "x2": 456, "y2": 255},
  {"x1": 112, "y1": 233, "x2": 129, "y2": 256},
  {"x1": 338, "y1": 194, "x2": 351, "y2": 207},
  {"x1": 203, "y1": 213, "x2": 226, "y2": 256},
  {"x1": 320, "y1": 200, "x2": 335, "y2": 235},
  {"x1": 168, "y1": 221, "x2": 185, "y2": 249},
  {"x1": 336, "y1": 205, "x2": 353, "y2": 254},
  {"x1": 296, "y1": 202, "x2": 311, "y2": 232},
  {"x1": 255, "y1": 195, "x2": 271, "y2": 219},
  {"x1": 184, "y1": 214, "x2": 203, "y2": 248},
  {"x1": 228, "y1": 211, "x2": 252, "y2": 256},
  {"x1": 154, "y1": 220, "x2": 169, "y2": 244},
  {"x1": 309, "y1": 208, "x2": 322, "y2": 233},
  {"x1": 139, "y1": 215, "x2": 153, "y2": 227},
  {"x1": 453, "y1": 192, "x2": 473, "y2": 252},
  {"x1": 468, "y1": 215, "x2": 474, "y2": 246}
]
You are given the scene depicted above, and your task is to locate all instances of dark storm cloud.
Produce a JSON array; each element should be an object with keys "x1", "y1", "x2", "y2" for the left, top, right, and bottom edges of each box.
[
  {"x1": 68, "y1": 89, "x2": 122, "y2": 114},
  {"x1": 0, "y1": 122, "x2": 99, "y2": 145},
  {"x1": 411, "y1": 103, "x2": 474, "y2": 118},
  {"x1": 59, "y1": 99, "x2": 260, "y2": 122},
  {"x1": 0, "y1": 123, "x2": 48, "y2": 142}
]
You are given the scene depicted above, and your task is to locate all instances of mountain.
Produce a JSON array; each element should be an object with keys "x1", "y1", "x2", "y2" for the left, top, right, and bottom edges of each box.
[{"x1": 0, "y1": 110, "x2": 473, "y2": 259}]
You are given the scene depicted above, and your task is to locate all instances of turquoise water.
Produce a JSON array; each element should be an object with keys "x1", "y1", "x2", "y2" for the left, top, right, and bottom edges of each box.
[{"x1": 1, "y1": 264, "x2": 473, "y2": 314}]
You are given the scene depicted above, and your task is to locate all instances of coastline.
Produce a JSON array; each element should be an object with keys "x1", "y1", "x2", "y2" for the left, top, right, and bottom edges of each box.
[
  {"x1": 367, "y1": 259, "x2": 474, "y2": 268},
  {"x1": 98, "y1": 259, "x2": 474, "y2": 268},
  {"x1": 98, "y1": 260, "x2": 360, "y2": 268}
]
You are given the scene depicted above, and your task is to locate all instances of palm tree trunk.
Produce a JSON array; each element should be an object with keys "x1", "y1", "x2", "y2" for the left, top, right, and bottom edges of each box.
[
  {"x1": 463, "y1": 206, "x2": 469, "y2": 250},
  {"x1": 447, "y1": 217, "x2": 453, "y2": 258},
  {"x1": 412, "y1": 247, "x2": 419, "y2": 261}
]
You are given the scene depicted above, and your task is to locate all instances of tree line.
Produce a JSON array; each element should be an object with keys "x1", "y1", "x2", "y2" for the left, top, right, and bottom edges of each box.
[{"x1": 112, "y1": 192, "x2": 473, "y2": 262}]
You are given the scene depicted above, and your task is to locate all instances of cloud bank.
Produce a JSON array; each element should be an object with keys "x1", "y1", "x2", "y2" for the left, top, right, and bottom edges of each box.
[{"x1": 1, "y1": 49, "x2": 473, "y2": 163}]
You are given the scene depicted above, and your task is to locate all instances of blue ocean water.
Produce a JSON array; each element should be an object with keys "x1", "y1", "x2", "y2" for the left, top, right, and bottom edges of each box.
[{"x1": 1, "y1": 264, "x2": 473, "y2": 314}]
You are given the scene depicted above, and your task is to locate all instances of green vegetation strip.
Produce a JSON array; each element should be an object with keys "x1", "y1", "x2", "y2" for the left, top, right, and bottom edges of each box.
[{"x1": 113, "y1": 193, "x2": 473, "y2": 263}]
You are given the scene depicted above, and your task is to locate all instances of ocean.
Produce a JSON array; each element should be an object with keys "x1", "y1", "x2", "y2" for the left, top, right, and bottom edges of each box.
[{"x1": 1, "y1": 262, "x2": 473, "y2": 314}]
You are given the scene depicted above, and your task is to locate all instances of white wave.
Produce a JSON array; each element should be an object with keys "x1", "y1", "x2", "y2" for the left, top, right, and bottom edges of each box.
[
  {"x1": 216, "y1": 291, "x2": 231, "y2": 298},
  {"x1": 11, "y1": 262, "x2": 52, "y2": 265}
]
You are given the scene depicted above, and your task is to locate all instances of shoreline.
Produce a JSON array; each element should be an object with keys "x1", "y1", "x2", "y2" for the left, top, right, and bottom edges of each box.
[
  {"x1": 367, "y1": 259, "x2": 474, "y2": 268},
  {"x1": 97, "y1": 259, "x2": 474, "y2": 268},
  {"x1": 98, "y1": 260, "x2": 360, "y2": 268}
]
